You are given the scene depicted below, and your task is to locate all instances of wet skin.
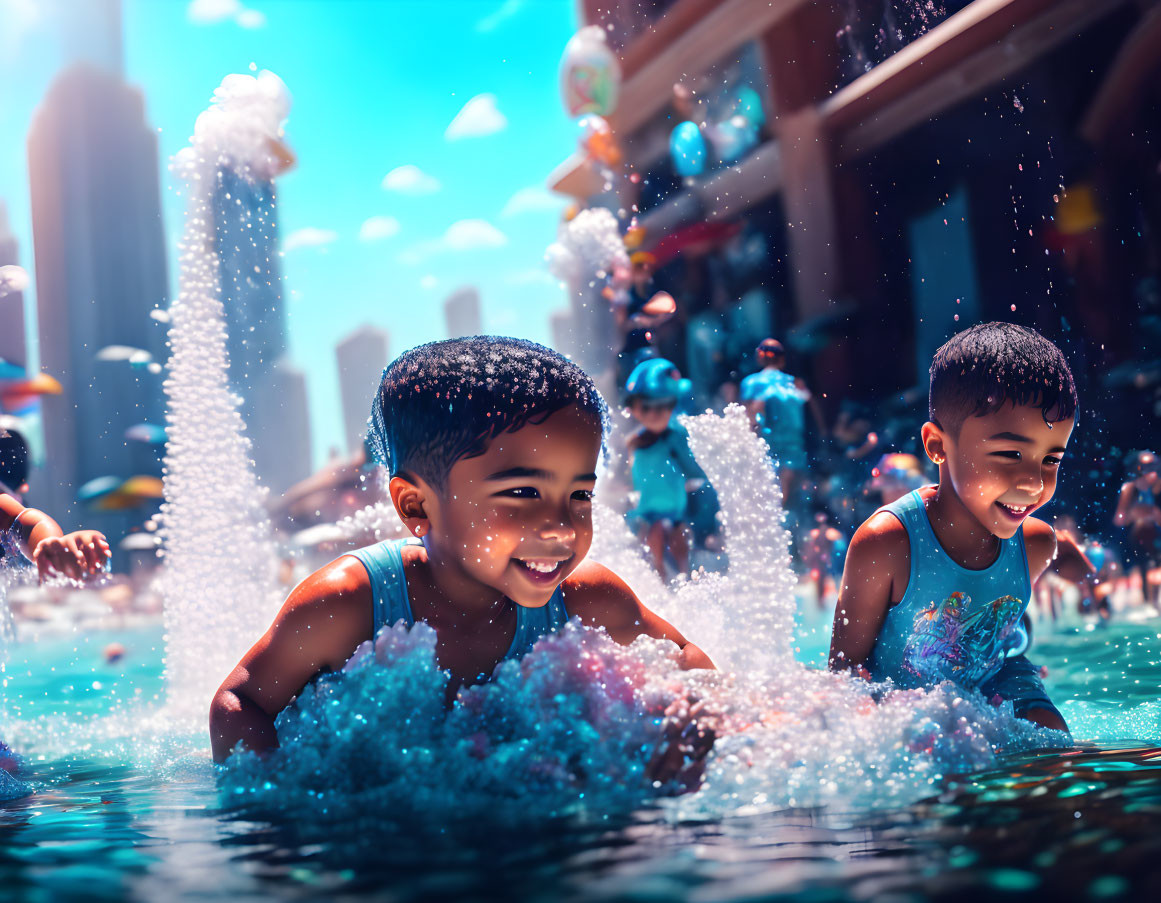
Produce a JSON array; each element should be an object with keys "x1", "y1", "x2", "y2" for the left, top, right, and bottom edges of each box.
[
  {"x1": 210, "y1": 403, "x2": 713, "y2": 763},
  {"x1": 829, "y1": 403, "x2": 1076, "y2": 732}
]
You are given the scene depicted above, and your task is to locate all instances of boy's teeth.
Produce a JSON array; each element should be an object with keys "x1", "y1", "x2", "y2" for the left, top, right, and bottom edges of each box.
[
  {"x1": 521, "y1": 560, "x2": 560, "y2": 573},
  {"x1": 1000, "y1": 503, "x2": 1028, "y2": 514}
]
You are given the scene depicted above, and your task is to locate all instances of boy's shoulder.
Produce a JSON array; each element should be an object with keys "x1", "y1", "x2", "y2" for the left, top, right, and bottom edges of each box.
[
  {"x1": 284, "y1": 554, "x2": 374, "y2": 624},
  {"x1": 560, "y1": 559, "x2": 641, "y2": 627},
  {"x1": 1021, "y1": 515, "x2": 1057, "y2": 578},
  {"x1": 851, "y1": 508, "x2": 911, "y2": 554}
]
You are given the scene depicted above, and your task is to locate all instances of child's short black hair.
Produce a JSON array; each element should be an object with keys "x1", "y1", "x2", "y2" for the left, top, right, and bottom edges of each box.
[
  {"x1": 368, "y1": 336, "x2": 609, "y2": 489},
  {"x1": 929, "y1": 322, "x2": 1077, "y2": 434},
  {"x1": 0, "y1": 428, "x2": 29, "y2": 492}
]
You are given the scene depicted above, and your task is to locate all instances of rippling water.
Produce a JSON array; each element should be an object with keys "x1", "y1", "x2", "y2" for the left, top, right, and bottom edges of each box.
[{"x1": 0, "y1": 617, "x2": 1156, "y2": 902}]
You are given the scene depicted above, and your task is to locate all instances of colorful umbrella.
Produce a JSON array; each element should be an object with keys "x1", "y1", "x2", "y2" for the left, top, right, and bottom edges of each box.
[
  {"x1": 118, "y1": 475, "x2": 164, "y2": 499},
  {"x1": 125, "y1": 423, "x2": 167, "y2": 444},
  {"x1": 78, "y1": 475, "x2": 122, "y2": 502}
]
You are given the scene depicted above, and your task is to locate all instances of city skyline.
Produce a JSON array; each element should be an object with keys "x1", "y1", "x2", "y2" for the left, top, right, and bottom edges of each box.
[{"x1": 0, "y1": 0, "x2": 577, "y2": 473}]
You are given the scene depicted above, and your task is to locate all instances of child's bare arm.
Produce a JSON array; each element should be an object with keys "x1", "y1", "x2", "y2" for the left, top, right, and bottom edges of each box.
[
  {"x1": 1026, "y1": 518, "x2": 1094, "y2": 584},
  {"x1": 210, "y1": 557, "x2": 373, "y2": 763},
  {"x1": 828, "y1": 513, "x2": 908, "y2": 672},
  {"x1": 0, "y1": 493, "x2": 109, "y2": 578},
  {"x1": 1113, "y1": 483, "x2": 1135, "y2": 527},
  {"x1": 563, "y1": 560, "x2": 714, "y2": 669}
]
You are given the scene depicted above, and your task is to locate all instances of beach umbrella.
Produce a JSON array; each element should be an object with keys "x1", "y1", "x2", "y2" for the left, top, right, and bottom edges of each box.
[
  {"x1": 0, "y1": 359, "x2": 27, "y2": 381},
  {"x1": 1, "y1": 372, "x2": 62, "y2": 416},
  {"x1": 78, "y1": 475, "x2": 122, "y2": 502},
  {"x1": 118, "y1": 475, "x2": 164, "y2": 499},
  {"x1": 125, "y1": 423, "x2": 167, "y2": 444}
]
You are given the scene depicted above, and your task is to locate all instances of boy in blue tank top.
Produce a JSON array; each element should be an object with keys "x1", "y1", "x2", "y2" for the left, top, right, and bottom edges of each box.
[
  {"x1": 211, "y1": 337, "x2": 714, "y2": 763},
  {"x1": 829, "y1": 323, "x2": 1093, "y2": 732}
]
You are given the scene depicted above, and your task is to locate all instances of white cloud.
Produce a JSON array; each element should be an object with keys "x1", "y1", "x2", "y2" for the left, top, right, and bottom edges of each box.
[
  {"x1": 445, "y1": 94, "x2": 507, "y2": 140},
  {"x1": 359, "y1": 216, "x2": 401, "y2": 242},
  {"x1": 444, "y1": 219, "x2": 507, "y2": 250},
  {"x1": 504, "y1": 268, "x2": 556, "y2": 286},
  {"x1": 188, "y1": 0, "x2": 266, "y2": 28},
  {"x1": 476, "y1": 0, "x2": 523, "y2": 32},
  {"x1": 420, "y1": 275, "x2": 438, "y2": 290},
  {"x1": 381, "y1": 165, "x2": 441, "y2": 195},
  {"x1": 0, "y1": 0, "x2": 41, "y2": 53},
  {"x1": 236, "y1": 8, "x2": 266, "y2": 28},
  {"x1": 283, "y1": 227, "x2": 339, "y2": 252},
  {"x1": 398, "y1": 219, "x2": 508, "y2": 265},
  {"x1": 500, "y1": 186, "x2": 567, "y2": 218}
]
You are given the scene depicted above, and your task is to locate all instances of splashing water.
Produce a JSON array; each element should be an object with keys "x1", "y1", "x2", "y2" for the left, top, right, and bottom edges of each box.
[
  {"x1": 220, "y1": 405, "x2": 1071, "y2": 833},
  {"x1": 545, "y1": 206, "x2": 628, "y2": 286},
  {"x1": 159, "y1": 71, "x2": 290, "y2": 723}
]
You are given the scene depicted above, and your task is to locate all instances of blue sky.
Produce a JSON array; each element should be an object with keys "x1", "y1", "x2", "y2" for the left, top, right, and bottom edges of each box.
[{"x1": 1, "y1": 0, "x2": 578, "y2": 468}]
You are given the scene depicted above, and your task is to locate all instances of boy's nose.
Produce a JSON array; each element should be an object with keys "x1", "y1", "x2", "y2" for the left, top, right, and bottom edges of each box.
[
  {"x1": 538, "y1": 510, "x2": 577, "y2": 545},
  {"x1": 1015, "y1": 468, "x2": 1044, "y2": 494}
]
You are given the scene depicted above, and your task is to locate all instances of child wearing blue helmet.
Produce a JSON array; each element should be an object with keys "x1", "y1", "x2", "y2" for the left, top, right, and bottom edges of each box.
[{"x1": 624, "y1": 358, "x2": 705, "y2": 581}]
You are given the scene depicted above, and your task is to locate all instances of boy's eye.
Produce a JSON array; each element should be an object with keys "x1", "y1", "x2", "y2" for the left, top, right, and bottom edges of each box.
[
  {"x1": 1044, "y1": 456, "x2": 1063, "y2": 466},
  {"x1": 498, "y1": 487, "x2": 539, "y2": 499},
  {"x1": 991, "y1": 450, "x2": 1021, "y2": 460},
  {"x1": 572, "y1": 489, "x2": 594, "y2": 502}
]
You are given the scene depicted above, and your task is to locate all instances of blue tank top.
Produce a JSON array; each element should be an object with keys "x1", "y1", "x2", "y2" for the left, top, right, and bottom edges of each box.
[
  {"x1": 345, "y1": 539, "x2": 570, "y2": 660},
  {"x1": 867, "y1": 489, "x2": 1031, "y2": 690},
  {"x1": 631, "y1": 422, "x2": 701, "y2": 518},
  {"x1": 739, "y1": 369, "x2": 806, "y2": 450}
]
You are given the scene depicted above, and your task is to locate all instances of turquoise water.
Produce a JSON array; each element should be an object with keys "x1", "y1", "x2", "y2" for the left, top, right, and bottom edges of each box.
[{"x1": 0, "y1": 617, "x2": 1157, "y2": 902}]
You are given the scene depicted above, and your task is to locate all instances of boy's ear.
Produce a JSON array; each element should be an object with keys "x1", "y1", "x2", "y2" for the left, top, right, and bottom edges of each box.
[
  {"x1": 920, "y1": 421, "x2": 947, "y2": 466},
  {"x1": 388, "y1": 475, "x2": 430, "y2": 538}
]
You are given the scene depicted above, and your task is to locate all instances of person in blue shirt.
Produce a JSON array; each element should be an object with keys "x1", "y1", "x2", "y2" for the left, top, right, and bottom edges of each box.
[
  {"x1": 624, "y1": 358, "x2": 706, "y2": 582},
  {"x1": 739, "y1": 339, "x2": 819, "y2": 512},
  {"x1": 829, "y1": 323, "x2": 1094, "y2": 733}
]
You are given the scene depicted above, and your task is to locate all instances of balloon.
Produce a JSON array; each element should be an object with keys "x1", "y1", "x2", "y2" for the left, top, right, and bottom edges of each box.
[
  {"x1": 733, "y1": 85, "x2": 766, "y2": 127},
  {"x1": 560, "y1": 26, "x2": 620, "y2": 117},
  {"x1": 709, "y1": 115, "x2": 759, "y2": 164},
  {"x1": 579, "y1": 115, "x2": 622, "y2": 168},
  {"x1": 669, "y1": 121, "x2": 707, "y2": 178}
]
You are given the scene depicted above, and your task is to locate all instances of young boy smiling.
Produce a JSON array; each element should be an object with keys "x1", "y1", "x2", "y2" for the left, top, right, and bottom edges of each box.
[
  {"x1": 829, "y1": 323, "x2": 1091, "y2": 732},
  {"x1": 211, "y1": 337, "x2": 713, "y2": 763}
]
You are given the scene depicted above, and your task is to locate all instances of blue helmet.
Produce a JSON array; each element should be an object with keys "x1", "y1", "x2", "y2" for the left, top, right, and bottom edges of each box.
[{"x1": 625, "y1": 358, "x2": 691, "y2": 403}]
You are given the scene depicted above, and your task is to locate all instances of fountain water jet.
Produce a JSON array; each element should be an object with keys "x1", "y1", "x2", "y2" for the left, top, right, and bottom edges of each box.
[{"x1": 159, "y1": 71, "x2": 292, "y2": 723}]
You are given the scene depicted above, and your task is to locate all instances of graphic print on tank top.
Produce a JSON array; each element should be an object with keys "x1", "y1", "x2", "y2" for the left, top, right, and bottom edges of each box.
[{"x1": 901, "y1": 591, "x2": 1024, "y2": 686}]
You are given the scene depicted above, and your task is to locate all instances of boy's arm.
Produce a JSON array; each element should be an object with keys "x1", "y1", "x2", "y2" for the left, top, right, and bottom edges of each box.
[
  {"x1": 828, "y1": 513, "x2": 908, "y2": 672},
  {"x1": 563, "y1": 560, "x2": 714, "y2": 669},
  {"x1": 0, "y1": 493, "x2": 108, "y2": 577},
  {"x1": 209, "y1": 556, "x2": 373, "y2": 763},
  {"x1": 1113, "y1": 483, "x2": 1135, "y2": 526}
]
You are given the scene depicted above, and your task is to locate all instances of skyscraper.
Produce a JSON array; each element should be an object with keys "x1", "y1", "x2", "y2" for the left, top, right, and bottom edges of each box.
[
  {"x1": 0, "y1": 200, "x2": 26, "y2": 368},
  {"x1": 336, "y1": 324, "x2": 389, "y2": 454},
  {"x1": 28, "y1": 63, "x2": 169, "y2": 534},
  {"x1": 208, "y1": 148, "x2": 314, "y2": 494},
  {"x1": 444, "y1": 286, "x2": 482, "y2": 338},
  {"x1": 249, "y1": 357, "x2": 312, "y2": 495},
  {"x1": 212, "y1": 166, "x2": 288, "y2": 403}
]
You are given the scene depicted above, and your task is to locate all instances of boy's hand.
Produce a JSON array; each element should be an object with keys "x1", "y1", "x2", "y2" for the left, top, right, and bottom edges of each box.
[
  {"x1": 647, "y1": 695, "x2": 717, "y2": 792},
  {"x1": 33, "y1": 531, "x2": 111, "y2": 581}
]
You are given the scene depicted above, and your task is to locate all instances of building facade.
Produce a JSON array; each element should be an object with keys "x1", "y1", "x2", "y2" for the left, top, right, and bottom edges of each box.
[
  {"x1": 336, "y1": 324, "x2": 389, "y2": 454},
  {"x1": 28, "y1": 63, "x2": 169, "y2": 536},
  {"x1": 553, "y1": 0, "x2": 1161, "y2": 525},
  {"x1": 0, "y1": 200, "x2": 26, "y2": 368}
]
